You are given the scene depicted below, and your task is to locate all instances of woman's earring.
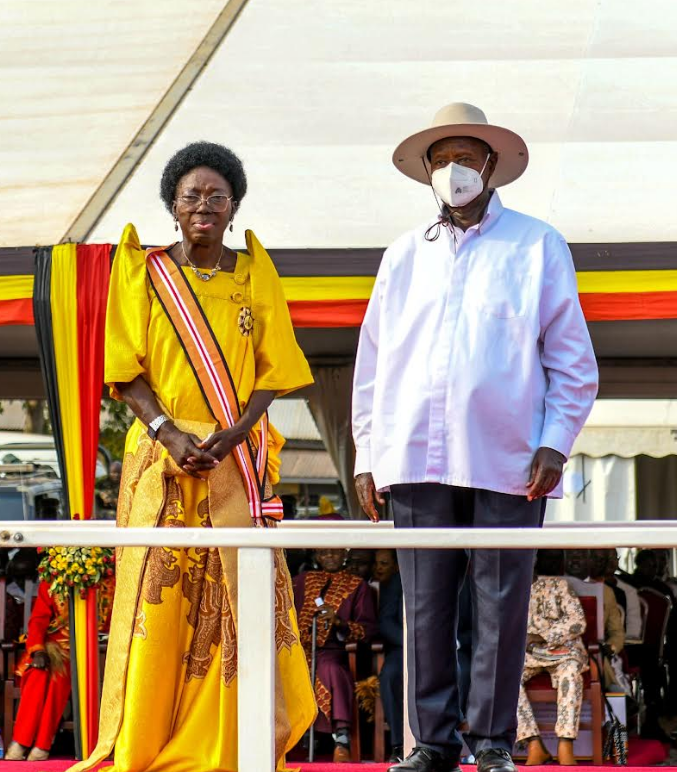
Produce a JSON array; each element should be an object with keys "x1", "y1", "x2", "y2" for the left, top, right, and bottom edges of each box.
[
  {"x1": 229, "y1": 220, "x2": 234, "y2": 232},
  {"x1": 174, "y1": 217, "x2": 179, "y2": 232}
]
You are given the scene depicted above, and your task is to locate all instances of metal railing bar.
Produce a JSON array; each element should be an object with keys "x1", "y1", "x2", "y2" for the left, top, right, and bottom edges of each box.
[{"x1": 1, "y1": 523, "x2": 676, "y2": 549}]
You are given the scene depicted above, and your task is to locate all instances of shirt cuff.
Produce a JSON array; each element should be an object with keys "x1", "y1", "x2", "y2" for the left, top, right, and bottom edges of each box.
[
  {"x1": 354, "y1": 445, "x2": 371, "y2": 477},
  {"x1": 539, "y1": 424, "x2": 577, "y2": 459}
]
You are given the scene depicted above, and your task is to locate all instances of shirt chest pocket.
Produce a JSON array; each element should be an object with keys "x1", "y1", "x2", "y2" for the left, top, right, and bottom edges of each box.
[{"x1": 469, "y1": 268, "x2": 533, "y2": 319}]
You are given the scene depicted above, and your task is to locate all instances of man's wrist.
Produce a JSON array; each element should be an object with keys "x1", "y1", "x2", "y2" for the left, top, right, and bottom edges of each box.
[{"x1": 540, "y1": 446, "x2": 566, "y2": 462}]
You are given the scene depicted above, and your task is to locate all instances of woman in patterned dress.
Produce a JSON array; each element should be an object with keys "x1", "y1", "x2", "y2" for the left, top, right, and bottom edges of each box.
[
  {"x1": 69, "y1": 142, "x2": 316, "y2": 772},
  {"x1": 517, "y1": 549, "x2": 588, "y2": 766}
]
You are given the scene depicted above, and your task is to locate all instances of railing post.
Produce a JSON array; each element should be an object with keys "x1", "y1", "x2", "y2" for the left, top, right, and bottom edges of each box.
[{"x1": 238, "y1": 547, "x2": 275, "y2": 771}]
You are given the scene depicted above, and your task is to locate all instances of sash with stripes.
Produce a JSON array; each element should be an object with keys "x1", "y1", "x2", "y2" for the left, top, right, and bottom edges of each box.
[{"x1": 146, "y1": 248, "x2": 283, "y2": 525}]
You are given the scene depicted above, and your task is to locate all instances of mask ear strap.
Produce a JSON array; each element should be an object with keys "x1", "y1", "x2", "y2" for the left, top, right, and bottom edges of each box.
[
  {"x1": 422, "y1": 157, "x2": 454, "y2": 244},
  {"x1": 479, "y1": 152, "x2": 492, "y2": 178}
]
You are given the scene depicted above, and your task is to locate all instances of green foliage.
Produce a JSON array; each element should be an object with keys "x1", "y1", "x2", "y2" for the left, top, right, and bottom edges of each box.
[{"x1": 99, "y1": 397, "x2": 134, "y2": 460}]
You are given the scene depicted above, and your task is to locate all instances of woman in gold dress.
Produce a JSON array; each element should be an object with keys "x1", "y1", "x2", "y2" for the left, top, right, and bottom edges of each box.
[{"x1": 70, "y1": 142, "x2": 316, "y2": 772}]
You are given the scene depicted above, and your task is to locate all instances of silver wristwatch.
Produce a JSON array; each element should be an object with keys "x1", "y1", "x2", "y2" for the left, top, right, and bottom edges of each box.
[{"x1": 148, "y1": 414, "x2": 171, "y2": 441}]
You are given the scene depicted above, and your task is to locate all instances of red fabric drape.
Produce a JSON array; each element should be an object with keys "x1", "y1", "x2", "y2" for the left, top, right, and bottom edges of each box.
[
  {"x1": 75, "y1": 245, "x2": 111, "y2": 520},
  {"x1": 0, "y1": 298, "x2": 34, "y2": 325}
]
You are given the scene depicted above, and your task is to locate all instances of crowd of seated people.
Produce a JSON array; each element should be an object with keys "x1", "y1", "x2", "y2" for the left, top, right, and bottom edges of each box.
[
  {"x1": 565, "y1": 549, "x2": 626, "y2": 691},
  {"x1": 518, "y1": 549, "x2": 588, "y2": 766},
  {"x1": 517, "y1": 546, "x2": 677, "y2": 764},
  {"x1": 289, "y1": 545, "x2": 404, "y2": 763},
  {"x1": 289, "y1": 527, "x2": 677, "y2": 762},
  {"x1": 619, "y1": 548, "x2": 677, "y2": 739}
]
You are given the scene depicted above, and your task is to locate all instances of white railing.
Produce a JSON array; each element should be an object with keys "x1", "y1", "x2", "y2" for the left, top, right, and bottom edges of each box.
[{"x1": 1, "y1": 520, "x2": 676, "y2": 771}]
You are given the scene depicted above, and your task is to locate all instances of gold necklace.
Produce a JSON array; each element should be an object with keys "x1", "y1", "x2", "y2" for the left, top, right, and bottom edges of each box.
[{"x1": 181, "y1": 243, "x2": 225, "y2": 281}]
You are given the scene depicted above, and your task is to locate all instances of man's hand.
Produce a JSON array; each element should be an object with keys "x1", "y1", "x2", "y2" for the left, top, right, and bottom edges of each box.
[
  {"x1": 355, "y1": 473, "x2": 385, "y2": 523},
  {"x1": 526, "y1": 446, "x2": 566, "y2": 501},
  {"x1": 31, "y1": 651, "x2": 49, "y2": 670}
]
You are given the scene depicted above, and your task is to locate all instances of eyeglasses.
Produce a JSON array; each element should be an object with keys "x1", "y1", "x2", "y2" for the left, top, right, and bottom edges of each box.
[{"x1": 175, "y1": 194, "x2": 234, "y2": 213}]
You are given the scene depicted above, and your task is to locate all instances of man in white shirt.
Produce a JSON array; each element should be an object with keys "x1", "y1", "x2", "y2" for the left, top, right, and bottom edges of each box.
[{"x1": 352, "y1": 103, "x2": 598, "y2": 772}]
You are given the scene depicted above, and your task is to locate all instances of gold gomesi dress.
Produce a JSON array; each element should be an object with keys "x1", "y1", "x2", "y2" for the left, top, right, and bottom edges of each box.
[{"x1": 69, "y1": 224, "x2": 316, "y2": 772}]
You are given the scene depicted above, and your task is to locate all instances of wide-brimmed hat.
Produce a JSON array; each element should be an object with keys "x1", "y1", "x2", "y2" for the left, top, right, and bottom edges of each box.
[{"x1": 393, "y1": 102, "x2": 529, "y2": 187}]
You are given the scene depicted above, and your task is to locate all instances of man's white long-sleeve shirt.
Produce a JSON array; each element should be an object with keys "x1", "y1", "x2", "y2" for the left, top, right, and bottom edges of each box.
[{"x1": 352, "y1": 194, "x2": 598, "y2": 498}]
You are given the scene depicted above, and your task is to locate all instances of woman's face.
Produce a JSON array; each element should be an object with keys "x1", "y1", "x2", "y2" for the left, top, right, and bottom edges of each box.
[
  {"x1": 173, "y1": 166, "x2": 235, "y2": 246},
  {"x1": 373, "y1": 549, "x2": 398, "y2": 583}
]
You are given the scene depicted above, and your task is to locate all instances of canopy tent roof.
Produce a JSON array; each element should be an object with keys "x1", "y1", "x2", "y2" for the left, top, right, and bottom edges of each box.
[
  {"x1": 0, "y1": 0, "x2": 247, "y2": 248},
  {"x1": 573, "y1": 400, "x2": 677, "y2": 458},
  {"x1": 3, "y1": 0, "x2": 677, "y2": 249},
  {"x1": 3, "y1": 0, "x2": 677, "y2": 401}
]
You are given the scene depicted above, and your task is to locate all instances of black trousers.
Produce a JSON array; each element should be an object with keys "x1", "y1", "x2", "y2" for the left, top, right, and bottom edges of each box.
[
  {"x1": 380, "y1": 647, "x2": 404, "y2": 747},
  {"x1": 391, "y1": 484, "x2": 546, "y2": 759}
]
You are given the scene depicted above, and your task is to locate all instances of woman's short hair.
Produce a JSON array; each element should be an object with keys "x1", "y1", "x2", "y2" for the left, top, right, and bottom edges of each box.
[
  {"x1": 160, "y1": 141, "x2": 247, "y2": 213},
  {"x1": 535, "y1": 549, "x2": 565, "y2": 577}
]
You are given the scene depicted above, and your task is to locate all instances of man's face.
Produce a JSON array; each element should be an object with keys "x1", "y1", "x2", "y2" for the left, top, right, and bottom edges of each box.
[
  {"x1": 589, "y1": 549, "x2": 610, "y2": 579},
  {"x1": 345, "y1": 549, "x2": 374, "y2": 581},
  {"x1": 637, "y1": 552, "x2": 658, "y2": 579},
  {"x1": 606, "y1": 550, "x2": 620, "y2": 576},
  {"x1": 565, "y1": 549, "x2": 591, "y2": 580},
  {"x1": 315, "y1": 549, "x2": 347, "y2": 573},
  {"x1": 373, "y1": 549, "x2": 398, "y2": 583},
  {"x1": 428, "y1": 136, "x2": 495, "y2": 181}
]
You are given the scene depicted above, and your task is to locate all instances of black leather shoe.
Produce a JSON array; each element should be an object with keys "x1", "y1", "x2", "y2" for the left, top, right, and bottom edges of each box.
[
  {"x1": 476, "y1": 748, "x2": 517, "y2": 772},
  {"x1": 389, "y1": 745, "x2": 405, "y2": 763},
  {"x1": 388, "y1": 746, "x2": 461, "y2": 772}
]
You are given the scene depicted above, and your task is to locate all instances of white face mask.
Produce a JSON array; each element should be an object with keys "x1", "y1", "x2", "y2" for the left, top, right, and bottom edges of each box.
[{"x1": 431, "y1": 154, "x2": 491, "y2": 208}]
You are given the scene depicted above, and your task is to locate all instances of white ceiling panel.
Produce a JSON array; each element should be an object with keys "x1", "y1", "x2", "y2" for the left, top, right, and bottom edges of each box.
[
  {"x1": 0, "y1": 0, "x2": 230, "y2": 247},
  {"x1": 4, "y1": 0, "x2": 677, "y2": 248},
  {"x1": 92, "y1": 0, "x2": 677, "y2": 247}
]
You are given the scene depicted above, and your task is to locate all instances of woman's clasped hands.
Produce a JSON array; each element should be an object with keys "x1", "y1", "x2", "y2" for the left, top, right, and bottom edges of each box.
[{"x1": 158, "y1": 424, "x2": 243, "y2": 478}]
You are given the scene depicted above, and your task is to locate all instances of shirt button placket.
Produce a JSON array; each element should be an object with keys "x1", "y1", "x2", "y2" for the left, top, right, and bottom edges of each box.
[{"x1": 425, "y1": 239, "x2": 461, "y2": 479}]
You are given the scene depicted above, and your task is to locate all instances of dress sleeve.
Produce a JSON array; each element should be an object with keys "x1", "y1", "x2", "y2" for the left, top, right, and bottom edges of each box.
[
  {"x1": 541, "y1": 580, "x2": 587, "y2": 648},
  {"x1": 246, "y1": 230, "x2": 314, "y2": 396},
  {"x1": 104, "y1": 224, "x2": 151, "y2": 400}
]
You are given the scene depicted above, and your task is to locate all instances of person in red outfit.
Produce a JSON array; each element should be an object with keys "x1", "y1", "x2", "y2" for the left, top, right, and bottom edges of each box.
[{"x1": 5, "y1": 579, "x2": 114, "y2": 762}]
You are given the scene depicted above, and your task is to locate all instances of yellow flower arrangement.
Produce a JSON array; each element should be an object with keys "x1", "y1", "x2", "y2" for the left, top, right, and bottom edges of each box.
[{"x1": 38, "y1": 546, "x2": 115, "y2": 600}]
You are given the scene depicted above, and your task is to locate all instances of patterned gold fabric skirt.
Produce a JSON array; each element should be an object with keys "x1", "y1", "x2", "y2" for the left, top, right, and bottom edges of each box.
[{"x1": 68, "y1": 420, "x2": 316, "y2": 772}]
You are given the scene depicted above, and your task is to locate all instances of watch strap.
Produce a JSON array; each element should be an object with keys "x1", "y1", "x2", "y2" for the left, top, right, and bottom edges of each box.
[{"x1": 148, "y1": 414, "x2": 170, "y2": 440}]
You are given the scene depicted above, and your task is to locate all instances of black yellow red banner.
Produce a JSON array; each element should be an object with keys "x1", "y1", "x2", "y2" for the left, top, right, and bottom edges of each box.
[
  {"x1": 8, "y1": 264, "x2": 677, "y2": 329},
  {"x1": 33, "y1": 244, "x2": 112, "y2": 759}
]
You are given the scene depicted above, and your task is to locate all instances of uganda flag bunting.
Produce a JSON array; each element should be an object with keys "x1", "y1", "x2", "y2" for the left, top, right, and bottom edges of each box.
[
  {"x1": 0, "y1": 248, "x2": 35, "y2": 326},
  {"x1": 33, "y1": 243, "x2": 112, "y2": 759}
]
